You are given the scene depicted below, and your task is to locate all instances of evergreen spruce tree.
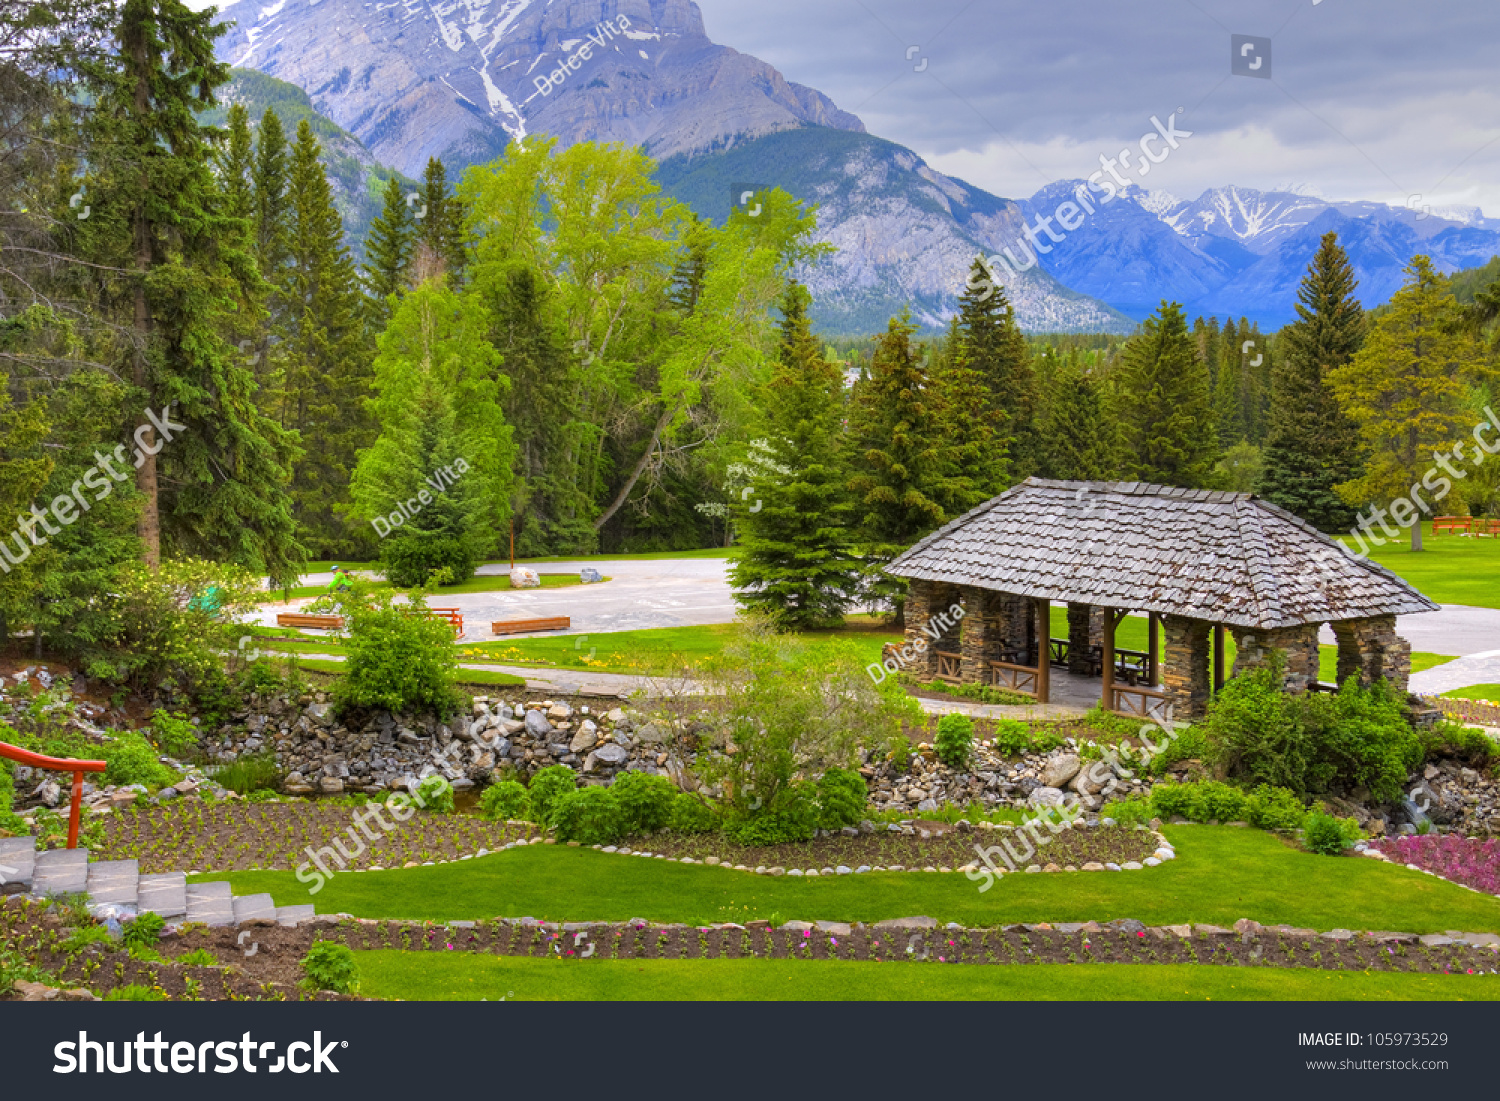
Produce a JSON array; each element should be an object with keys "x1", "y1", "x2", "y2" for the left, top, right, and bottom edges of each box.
[
  {"x1": 1117, "y1": 301, "x2": 1219, "y2": 488},
  {"x1": 218, "y1": 103, "x2": 253, "y2": 220},
  {"x1": 415, "y1": 156, "x2": 465, "y2": 282},
  {"x1": 1328, "y1": 255, "x2": 1495, "y2": 551},
  {"x1": 729, "y1": 283, "x2": 860, "y2": 628},
  {"x1": 1040, "y1": 353, "x2": 1117, "y2": 481},
  {"x1": 930, "y1": 315, "x2": 1008, "y2": 515},
  {"x1": 1259, "y1": 232, "x2": 1367, "y2": 530},
  {"x1": 283, "y1": 119, "x2": 375, "y2": 556},
  {"x1": 848, "y1": 309, "x2": 950, "y2": 617},
  {"x1": 363, "y1": 175, "x2": 414, "y2": 326},
  {"x1": 955, "y1": 258, "x2": 1035, "y2": 478},
  {"x1": 251, "y1": 107, "x2": 291, "y2": 283},
  {"x1": 82, "y1": 0, "x2": 302, "y2": 580}
]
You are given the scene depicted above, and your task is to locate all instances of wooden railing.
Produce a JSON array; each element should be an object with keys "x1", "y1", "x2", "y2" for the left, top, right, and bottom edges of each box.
[
  {"x1": 935, "y1": 650, "x2": 963, "y2": 683},
  {"x1": 989, "y1": 660, "x2": 1039, "y2": 698},
  {"x1": 1047, "y1": 638, "x2": 1070, "y2": 667},
  {"x1": 1113, "y1": 648, "x2": 1152, "y2": 686},
  {"x1": 1109, "y1": 683, "x2": 1171, "y2": 723},
  {"x1": 0, "y1": 741, "x2": 106, "y2": 849}
]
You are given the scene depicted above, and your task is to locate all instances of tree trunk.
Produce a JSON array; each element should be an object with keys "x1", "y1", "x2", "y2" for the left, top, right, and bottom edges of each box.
[
  {"x1": 131, "y1": 42, "x2": 159, "y2": 569},
  {"x1": 592, "y1": 399, "x2": 680, "y2": 532},
  {"x1": 1411, "y1": 519, "x2": 1424, "y2": 552}
]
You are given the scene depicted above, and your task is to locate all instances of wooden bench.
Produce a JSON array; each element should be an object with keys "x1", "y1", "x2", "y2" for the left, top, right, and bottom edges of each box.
[
  {"x1": 1433, "y1": 515, "x2": 1472, "y2": 535},
  {"x1": 491, "y1": 615, "x2": 571, "y2": 636},
  {"x1": 409, "y1": 608, "x2": 464, "y2": 636},
  {"x1": 276, "y1": 613, "x2": 345, "y2": 630}
]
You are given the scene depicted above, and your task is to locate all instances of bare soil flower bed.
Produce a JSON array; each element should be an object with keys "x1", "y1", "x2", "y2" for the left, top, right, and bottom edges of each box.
[
  {"x1": 0, "y1": 897, "x2": 355, "y2": 1001},
  {"x1": 91, "y1": 801, "x2": 536, "y2": 872},
  {"x1": 1372, "y1": 835, "x2": 1500, "y2": 895},
  {"x1": 637, "y1": 824, "x2": 1160, "y2": 870}
]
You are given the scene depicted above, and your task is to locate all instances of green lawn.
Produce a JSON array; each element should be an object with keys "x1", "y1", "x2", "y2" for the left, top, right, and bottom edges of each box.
[
  {"x1": 1334, "y1": 522, "x2": 1500, "y2": 609},
  {"x1": 353, "y1": 952, "x2": 1500, "y2": 1001},
  {"x1": 1445, "y1": 684, "x2": 1500, "y2": 702},
  {"x1": 459, "y1": 619, "x2": 905, "y2": 675},
  {"x1": 195, "y1": 826, "x2": 1500, "y2": 934}
]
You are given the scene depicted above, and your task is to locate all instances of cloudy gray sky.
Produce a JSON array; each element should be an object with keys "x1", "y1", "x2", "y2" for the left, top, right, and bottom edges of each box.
[{"x1": 693, "y1": 0, "x2": 1500, "y2": 215}]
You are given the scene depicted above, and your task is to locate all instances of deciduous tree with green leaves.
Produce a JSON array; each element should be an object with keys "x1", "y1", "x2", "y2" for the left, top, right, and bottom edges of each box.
[{"x1": 1328, "y1": 254, "x2": 1495, "y2": 550}]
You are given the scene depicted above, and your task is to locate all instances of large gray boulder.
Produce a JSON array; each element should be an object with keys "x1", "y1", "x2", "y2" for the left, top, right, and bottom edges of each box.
[
  {"x1": 1039, "y1": 753, "x2": 1081, "y2": 788},
  {"x1": 524, "y1": 709, "x2": 553, "y2": 738}
]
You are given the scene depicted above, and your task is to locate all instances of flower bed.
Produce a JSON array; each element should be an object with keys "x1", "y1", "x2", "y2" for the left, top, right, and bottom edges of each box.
[{"x1": 1372, "y1": 835, "x2": 1500, "y2": 895}]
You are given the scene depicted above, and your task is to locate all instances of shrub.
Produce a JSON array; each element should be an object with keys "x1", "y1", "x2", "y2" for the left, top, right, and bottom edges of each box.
[
  {"x1": 178, "y1": 948, "x2": 217, "y2": 966},
  {"x1": 100, "y1": 732, "x2": 175, "y2": 789},
  {"x1": 104, "y1": 984, "x2": 167, "y2": 1001},
  {"x1": 668, "y1": 793, "x2": 719, "y2": 835},
  {"x1": 1203, "y1": 663, "x2": 1421, "y2": 802},
  {"x1": 723, "y1": 784, "x2": 817, "y2": 845},
  {"x1": 935, "y1": 713, "x2": 974, "y2": 769},
  {"x1": 211, "y1": 751, "x2": 280, "y2": 795},
  {"x1": 121, "y1": 911, "x2": 165, "y2": 950},
  {"x1": 480, "y1": 780, "x2": 529, "y2": 821},
  {"x1": 1146, "y1": 724, "x2": 1208, "y2": 776},
  {"x1": 146, "y1": 710, "x2": 198, "y2": 758},
  {"x1": 527, "y1": 765, "x2": 577, "y2": 825},
  {"x1": 1246, "y1": 784, "x2": 1306, "y2": 831},
  {"x1": 1104, "y1": 794, "x2": 1154, "y2": 827},
  {"x1": 414, "y1": 774, "x2": 454, "y2": 814},
  {"x1": 1304, "y1": 811, "x2": 1358, "y2": 855},
  {"x1": 64, "y1": 925, "x2": 115, "y2": 952},
  {"x1": 1420, "y1": 721, "x2": 1497, "y2": 769},
  {"x1": 1195, "y1": 780, "x2": 1250, "y2": 822},
  {"x1": 611, "y1": 771, "x2": 677, "y2": 834},
  {"x1": 328, "y1": 581, "x2": 461, "y2": 718},
  {"x1": 381, "y1": 534, "x2": 477, "y2": 589},
  {"x1": 989, "y1": 719, "x2": 1063, "y2": 757},
  {"x1": 816, "y1": 767, "x2": 867, "y2": 829},
  {"x1": 549, "y1": 787, "x2": 626, "y2": 845},
  {"x1": 300, "y1": 942, "x2": 359, "y2": 994},
  {"x1": 681, "y1": 620, "x2": 907, "y2": 819}
]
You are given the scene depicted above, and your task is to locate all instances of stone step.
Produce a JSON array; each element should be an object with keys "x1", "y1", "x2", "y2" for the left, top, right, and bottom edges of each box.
[
  {"x1": 84, "y1": 860, "x2": 139, "y2": 906},
  {"x1": 276, "y1": 904, "x2": 316, "y2": 926},
  {"x1": 0, "y1": 836, "x2": 37, "y2": 889},
  {"x1": 30, "y1": 847, "x2": 89, "y2": 897},
  {"x1": 137, "y1": 873, "x2": 187, "y2": 919},
  {"x1": 185, "y1": 880, "x2": 235, "y2": 926},
  {"x1": 231, "y1": 893, "x2": 278, "y2": 923}
]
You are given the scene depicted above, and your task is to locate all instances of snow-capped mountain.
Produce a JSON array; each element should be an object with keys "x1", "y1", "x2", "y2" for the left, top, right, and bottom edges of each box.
[
  {"x1": 213, "y1": 0, "x2": 864, "y2": 176},
  {"x1": 1019, "y1": 183, "x2": 1500, "y2": 324}
]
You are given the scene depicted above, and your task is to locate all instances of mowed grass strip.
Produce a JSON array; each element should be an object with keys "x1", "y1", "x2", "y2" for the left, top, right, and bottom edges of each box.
[
  {"x1": 352, "y1": 953, "x2": 1500, "y2": 1002},
  {"x1": 1335, "y1": 523, "x2": 1500, "y2": 610},
  {"x1": 196, "y1": 826, "x2": 1500, "y2": 933}
]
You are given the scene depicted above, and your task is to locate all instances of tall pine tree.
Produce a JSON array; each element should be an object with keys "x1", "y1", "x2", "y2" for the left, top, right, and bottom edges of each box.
[
  {"x1": 955, "y1": 257, "x2": 1035, "y2": 478},
  {"x1": 848, "y1": 310, "x2": 950, "y2": 617},
  {"x1": 729, "y1": 283, "x2": 860, "y2": 628},
  {"x1": 83, "y1": 0, "x2": 302, "y2": 579},
  {"x1": 1117, "y1": 301, "x2": 1219, "y2": 488},
  {"x1": 1040, "y1": 352, "x2": 1117, "y2": 481},
  {"x1": 414, "y1": 156, "x2": 465, "y2": 282},
  {"x1": 283, "y1": 118, "x2": 374, "y2": 556},
  {"x1": 931, "y1": 314, "x2": 1008, "y2": 514},
  {"x1": 1259, "y1": 232, "x2": 1367, "y2": 530},
  {"x1": 363, "y1": 175, "x2": 414, "y2": 327}
]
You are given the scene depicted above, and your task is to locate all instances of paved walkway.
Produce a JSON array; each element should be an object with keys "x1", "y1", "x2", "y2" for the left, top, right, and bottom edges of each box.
[{"x1": 1409, "y1": 651, "x2": 1500, "y2": 696}]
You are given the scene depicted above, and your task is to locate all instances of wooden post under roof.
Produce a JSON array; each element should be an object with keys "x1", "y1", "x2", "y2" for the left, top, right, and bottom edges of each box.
[
  {"x1": 1035, "y1": 597, "x2": 1050, "y2": 703},
  {"x1": 1213, "y1": 624, "x2": 1226, "y2": 693},
  {"x1": 1148, "y1": 611, "x2": 1160, "y2": 687},
  {"x1": 1101, "y1": 605, "x2": 1116, "y2": 713}
]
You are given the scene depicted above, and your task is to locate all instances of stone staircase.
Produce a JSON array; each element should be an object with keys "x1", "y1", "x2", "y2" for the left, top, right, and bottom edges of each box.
[{"x1": 0, "y1": 836, "x2": 315, "y2": 926}]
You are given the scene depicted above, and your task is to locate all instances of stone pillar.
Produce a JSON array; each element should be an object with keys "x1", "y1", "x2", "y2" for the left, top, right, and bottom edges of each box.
[
  {"x1": 1161, "y1": 615, "x2": 1213, "y2": 721},
  {"x1": 1330, "y1": 615, "x2": 1412, "y2": 694},
  {"x1": 961, "y1": 588, "x2": 1000, "y2": 683},
  {"x1": 1089, "y1": 607, "x2": 1106, "y2": 650},
  {"x1": 1230, "y1": 623, "x2": 1323, "y2": 693},
  {"x1": 994, "y1": 594, "x2": 1034, "y2": 660},
  {"x1": 1067, "y1": 603, "x2": 1094, "y2": 675},
  {"x1": 900, "y1": 578, "x2": 939, "y2": 680}
]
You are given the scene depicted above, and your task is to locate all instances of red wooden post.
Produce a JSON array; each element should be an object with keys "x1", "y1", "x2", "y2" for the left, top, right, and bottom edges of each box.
[{"x1": 68, "y1": 770, "x2": 84, "y2": 850}]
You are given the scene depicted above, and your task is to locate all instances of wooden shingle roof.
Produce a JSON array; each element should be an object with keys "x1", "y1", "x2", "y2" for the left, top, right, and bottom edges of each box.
[{"x1": 885, "y1": 478, "x2": 1439, "y2": 630}]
